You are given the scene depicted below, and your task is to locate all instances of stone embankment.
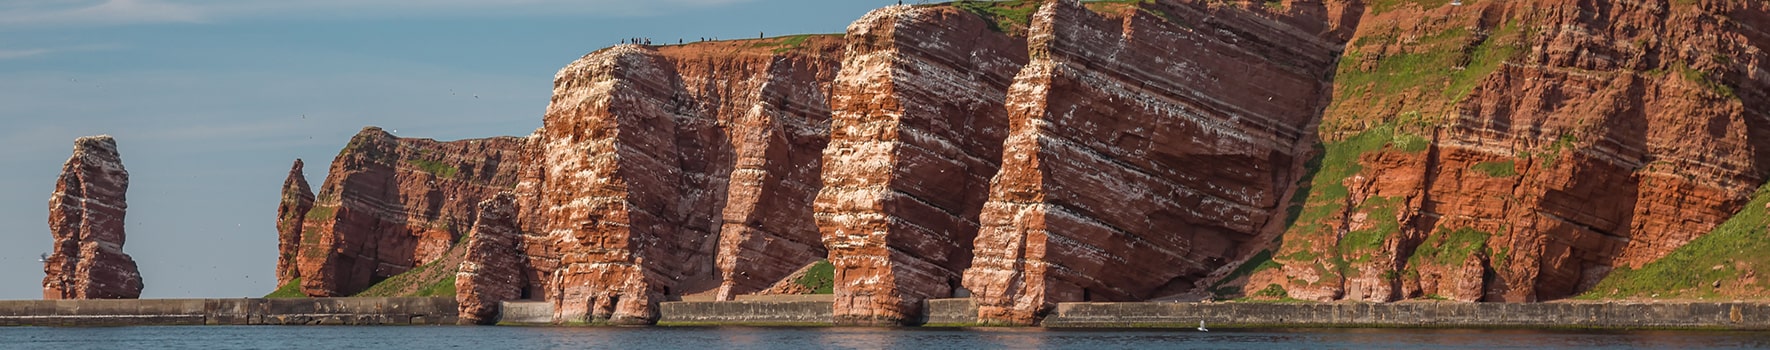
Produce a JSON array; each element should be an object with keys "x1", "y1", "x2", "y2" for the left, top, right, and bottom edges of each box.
[
  {"x1": 491, "y1": 299, "x2": 1770, "y2": 330},
  {"x1": 0, "y1": 297, "x2": 457, "y2": 326},
  {"x1": 1043, "y1": 302, "x2": 1770, "y2": 329}
]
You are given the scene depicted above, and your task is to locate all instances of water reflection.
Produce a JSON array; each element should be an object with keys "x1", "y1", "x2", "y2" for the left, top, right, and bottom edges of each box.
[{"x1": 8, "y1": 325, "x2": 1770, "y2": 350}]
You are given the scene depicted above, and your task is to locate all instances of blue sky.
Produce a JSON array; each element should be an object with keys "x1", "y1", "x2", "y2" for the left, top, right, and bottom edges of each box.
[{"x1": 0, "y1": 0, "x2": 887, "y2": 300}]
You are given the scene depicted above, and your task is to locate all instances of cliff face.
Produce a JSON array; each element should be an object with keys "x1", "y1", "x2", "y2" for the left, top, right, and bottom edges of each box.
[
  {"x1": 291, "y1": 127, "x2": 525, "y2": 297},
  {"x1": 44, "y1": 135, "x2": 143, "y2": 300},
  {"x1": 1245, "y1": 0, "x2": 1770, "y2": 303},
  {"x1": 815, "y1": 4, "x2": 1027, "y2": 324},
  {"x1": 275, "y1": 159, "x2": 315, "y2": 287},
  {"x1": 517, "y1": 37, "x2": 843, "y2": 324},
  {"x1": 961, "y1": 0, "x2": 1358, "y2": 324},
  {"x1": 456, "y1": 193, "x2": 521, "y2": 325},
  {"x1": 273, "y1": 0, "x2": 1769, "y2": 325}
]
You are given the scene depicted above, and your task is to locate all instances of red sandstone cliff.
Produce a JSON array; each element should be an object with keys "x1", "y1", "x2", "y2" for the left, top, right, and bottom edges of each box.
[
  {"x1": 289, "y1": 127, "x2": 525, "y2": 297},
  {"x1": 275, "y1": 159, "x2": 314, "y2": 287},
  {"x1": 515, "y1": 37, "x2": 842, "y2": 324},
  {"x1": 44, "y1": 135, "x2": 143, "y2": 300},
  {"x1": 457, "y1": 193, "x2": 521, "y2": 325},
  {"x1": 960, "y1": 0, "x2": 1360, "y2": 324},
  {"x1": 815, "y1": 4, "x2": 1028, "y2": 324},
  {"x1": 1244, "y1": 0, "x2": 1770, "y2": 303},
  {"x1": 275, "y1": 0, "x2": 1769, "y2": 325}
]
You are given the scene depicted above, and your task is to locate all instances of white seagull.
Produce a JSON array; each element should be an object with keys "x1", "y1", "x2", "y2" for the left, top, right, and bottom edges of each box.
[
  {"x1": 1198, "y1": 320, "x2": 1209, "y2": 332},
  {"x1": 37, "y1": 253, "x2": 48, "y2": 263}
]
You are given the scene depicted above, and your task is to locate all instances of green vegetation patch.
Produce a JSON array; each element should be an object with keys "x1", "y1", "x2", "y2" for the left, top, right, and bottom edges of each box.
[
  {"x1": 1581, "y1": 182, "x2": 1770, "y2": 299},
  {"x1": 1254, "y1": 283, "x2": 1289, "y2": 298},
  {"x1": 355, "y1": 246, "x2": 462, "y2": 298},
  {"x1": 1271, "y1": 117, "x2": 1436, "y2": 284},
  {"x1": 948, "y1": 0, "x2": 1156, "y2": 35},
  {"x1": 1368, "y1": 0, "x2": 1454, "y2": 15},
  {"x1": 1534, "y1": 134, "x2": 1578, "y2": 168},
  {"x1": 406, "y1": 159, "x2": 459, "y2": 178},
  {"x1": 1472, "y1": 160, "x2": 1518, "y2": 178},
  {"x1": 952, "y1": 0, "x2": 1043, "y2": 35},
  {"x1": 1408, "y1": 227, "x2": 1492, "y2": 267},
  {"x1": 304, "y1": 205, "x2": 337, "y2": 222},
  {"x1": 265, "y1": 278, "x2": 308, "y2": 298},
  {"x1": 795, "y1": 260, "x2": 835, "y2": 294},
  {"x1": 1339, "y1": 196, "x2": 1405, "y2": 257},
  {"x1": 1676, "y1": 62, "x2": 1738, "y2": 99},
  {"x1": 1209, "y1": 250, "x2": 1280, "y2": 297},
  {"x1": 749, "y1": 34, "x2": 838, "y2": 54},
  {"x1": 416, "y1": 274, "x2": 457, "y2": 297},
  {"x1": 1329, "y1": 19, "x2": 1525, "y2": 125}
]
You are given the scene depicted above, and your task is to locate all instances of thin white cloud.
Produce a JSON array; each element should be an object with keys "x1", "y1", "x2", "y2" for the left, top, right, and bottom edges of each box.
[
  {"x1": 0, "y1": 48, "x2": 52, "y2": 59},
  {"x1": 0, "y1": 0, "x2": 752, "y2": 27},
  {"x1": 0, "y1": 44, "x2": 122, "y2": 60},
  {"x1": 0, "y1": 0, "x2": 204, "y2": 27}
]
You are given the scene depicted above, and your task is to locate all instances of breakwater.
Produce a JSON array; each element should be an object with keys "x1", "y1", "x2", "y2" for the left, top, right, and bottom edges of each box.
[
  {"x1": 0, "y1": 297, "x2": 456, "y2": 326},
  {"x1": 10, "y1": 297, "x2": 1768, "y2": 330},
  {"x1": 499, "y1": 299, "x2": 1770, "y2": 330},
  {"x1": 1043, "y1": 301, "x2": 1770, "y2": 330}
]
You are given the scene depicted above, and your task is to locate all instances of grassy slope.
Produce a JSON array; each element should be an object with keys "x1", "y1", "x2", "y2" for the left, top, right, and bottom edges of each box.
[
  {"x1": 352, "y1": 238, "x2": 467, "y2": 298},
  {"x1": 794, "y1": 260, "x2": 836, "y2": 294},
  {"x1": 265, "y1": 278, "x2": 308, "y2": 298},
  {"x1": 1219, "y1": 13, "x2": 1527, "y2": 299},
  {"x1": 1580, "y1": 183, "x2": 1770, "y2": 300}
]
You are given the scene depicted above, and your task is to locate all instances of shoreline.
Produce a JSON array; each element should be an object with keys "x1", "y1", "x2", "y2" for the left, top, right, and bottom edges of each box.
[{"x1": 6, "y1": 297, "x2": 1770, "y2": 330}]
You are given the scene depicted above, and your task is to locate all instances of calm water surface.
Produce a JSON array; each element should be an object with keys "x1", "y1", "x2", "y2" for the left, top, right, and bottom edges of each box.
[{"x1": 4, "y1": 326, "x2": 1768, "y2": 349}]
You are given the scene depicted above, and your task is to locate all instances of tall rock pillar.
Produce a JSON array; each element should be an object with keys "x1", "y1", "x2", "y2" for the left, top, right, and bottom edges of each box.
[{"x1": 44, "y1": 135, "x2": 144, "y2": 300}]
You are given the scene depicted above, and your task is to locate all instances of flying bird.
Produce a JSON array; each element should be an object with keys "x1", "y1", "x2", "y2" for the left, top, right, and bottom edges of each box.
[
  {"x1": 38, "y1": 253, "x2": 48, "y2": 263},
  {"x1": 1198, "y1": 320, "x2": 1208, "y2": 332}
]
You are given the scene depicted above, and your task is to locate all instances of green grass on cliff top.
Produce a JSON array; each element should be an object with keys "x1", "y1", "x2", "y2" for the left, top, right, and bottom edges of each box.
[
  {"x1": 1580, "y1": 182, "x2": 1770, "y2": 300},
  {"x1": 948, "y1": 0, "x2": 1152, "y2": 35}
]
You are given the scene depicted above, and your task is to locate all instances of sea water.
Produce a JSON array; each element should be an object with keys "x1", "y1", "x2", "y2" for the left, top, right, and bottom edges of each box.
[{"x1": 4, "y1": 325, "x2": 1768, "y2": 349}]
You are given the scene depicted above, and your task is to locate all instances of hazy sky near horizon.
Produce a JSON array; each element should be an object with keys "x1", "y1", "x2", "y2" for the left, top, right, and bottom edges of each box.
[{"x1": 0, "y1": 0, "x2": 887, "y2": 300}]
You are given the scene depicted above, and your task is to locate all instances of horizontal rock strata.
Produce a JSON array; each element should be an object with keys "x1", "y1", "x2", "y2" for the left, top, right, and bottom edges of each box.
[
  {"x1": 815, "y1": 4, "x2": 1028, "y2": 324},
  {"x1": 456, "y1": 193, "x2": 522, "y2": 325},
  {"x1": 962, "y1": 0, "x2": 1358, "y2": 324},
  {"x1": 293, "y1": 127, "x2": 525, "y2": 297},
  {"x1": 44, "y1": 135, "x2": 143, "y2": 300},
  {"x1": 1249, "y1": 0, "x2": 1770, "y2": 303},
  {"x1": 517, "y1": 36, "x2": 843, "y2": 324}
]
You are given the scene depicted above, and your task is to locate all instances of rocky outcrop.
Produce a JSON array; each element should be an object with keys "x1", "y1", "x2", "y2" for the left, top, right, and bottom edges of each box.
[
  {"x1": 456, "y1": 193, "x2": 521, "y2": 325},
  {"x1": 44, "y1": 135, "x2": 143, "y2": 300},
  {"x1": 516, "y1": 36, "x2": 842, "y2": 324},
  {"x1": 275, "y1": 159, "x2": 314, "y2": 287},
  {"x1": 292, "y1": 127, "x2": 525, "y2": 297},
  {"x1": 814, "y1": 4, "x2": 1028, "y2": 325},
  {"x1": 1247, "y1": 0, "x2": 1770, "y2": 303},
  {"x1": 961, "y1": 0, "x2": 1358, "y2": 324}
]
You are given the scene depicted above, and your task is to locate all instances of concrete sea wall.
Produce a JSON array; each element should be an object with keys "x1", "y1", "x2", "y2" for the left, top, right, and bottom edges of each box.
[
  {"x1": 1042, "y1": 302, "x2": 1770, "y2": 329},
  {"x1": 9, "y1": 297, "x2": 1767, "y2": 329},
  {"x1": 0, "y1": 297, "x2": 456, "y2": 326},
  {"x1": 495, "y1": 301, "x2": 553, "y2": 325},
  {"x1": 657, "y1": 301, "x2": 834, "y2": 326}
]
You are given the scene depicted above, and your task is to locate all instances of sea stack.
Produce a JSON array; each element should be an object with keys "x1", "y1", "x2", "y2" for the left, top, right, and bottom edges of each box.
[
  {"x1": 274, "y1": 159, "x2": 314, "y2": 287},
  {"x1": 43, "y1": 135, "x2": 144, "y2": 300},
  {"x1": 456, "y1": 193, "x2": 522, "y2": 325}
]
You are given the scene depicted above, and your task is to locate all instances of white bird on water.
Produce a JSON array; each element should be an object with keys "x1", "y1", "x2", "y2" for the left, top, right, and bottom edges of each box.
[{"x1": 1198, "y1": 320, "x2": 1208, "y2": 332}]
